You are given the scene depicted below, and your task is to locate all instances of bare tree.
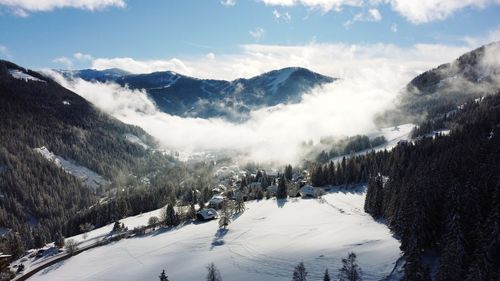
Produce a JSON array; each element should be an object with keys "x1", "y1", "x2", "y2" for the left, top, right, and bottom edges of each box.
[
  {"x1": 338, "y1": 252, "x2": 363, "y2": 281},
  {"x1": 65, "y1": 239, "x2": 78, "y2": 255},
  {"x1": 292, "y1": 262, "x2": 308, "y2": 281},
  {"x1": 206, "y1": 263, "x2": 222, "y2": 281}
]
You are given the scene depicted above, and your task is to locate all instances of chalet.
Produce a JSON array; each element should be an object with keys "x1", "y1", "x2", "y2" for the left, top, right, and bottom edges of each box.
[
  {"x1": 208, "y1": 195, "x2": 225, "y2": 209},
  {"x1": 248, "y1": 182, "x2": 262, "y2": 190},
  {"x1": 196, "y1": 208, "x2": 218, "y2": 221},
  {"x1": 231, "y1": 190, "x2": 248, "y2": 201},
  {"x1": 298, "y1": 185, "x2": 319, "y2": 198},
  {"x1": 212, "y1": 184, "x2": 227, "y2": 194}
]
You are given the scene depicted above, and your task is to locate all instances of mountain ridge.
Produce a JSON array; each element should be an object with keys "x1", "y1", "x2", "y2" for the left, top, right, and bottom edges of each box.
[
  {"x1": 0, "y1": 59, "x2": 175, "y2": 254},
  {"x1": 377, "y1": 41, "x2": 500, "y2": 126},
  {"x1": 60, "y1": 66, "x2": 336, "y2": 121}
]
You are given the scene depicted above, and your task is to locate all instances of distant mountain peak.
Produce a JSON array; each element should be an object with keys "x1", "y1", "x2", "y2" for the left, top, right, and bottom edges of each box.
[{"x1": 58, "y1": 66, "x2": 336, "y2": 122}]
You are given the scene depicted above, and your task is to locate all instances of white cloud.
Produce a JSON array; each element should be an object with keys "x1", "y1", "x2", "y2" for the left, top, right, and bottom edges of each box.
[
  {"x1": 48, "y1": 69, "x2": 397, "y2": 164},
  {"x1": 390, "y1": 23, "x2": 398, "y2": 32},
  {"x1": 260, "y1": 0, "x2": 363, "y2": 12},
  {"x1": 369, "y1": 8, "x2": 382, "y2": 20},
  {"x1": 344, "y1": 8, "x2": 382, "y2": 29},
  {"x1": 206, "y1": 53, "x2": 216, "y2": 60},
  {"x1": 384, "y1": 0, "x2": 500, "y2": 24},
  {"x1": 258, "y1": 0, "x2": 500, "y2": 23},
  {"x1": 88, "y1": 42, "x2": 469, "y2": 80},
  {"x1": 463, "y1": 25, "x2": 500, "y2": 48},
  {"x1": 52, "y1": 56, "x2": 73, "y2": 68},
  {"x1": 0, "y1": 44, "x2": 9, "y2": 58},
  {"x1": 249, "y1": 27, "x2": 266, "y2": 41},
  {"x1": 92, "y1": 57, "x2": 192, "y2": 75},
  {"x1": 12, "y1": 8, "x2": 29, "y2": 17},
  {"x1": 74, "y1": 52, "x2": 93, "y2": 62},
  {"x1": 49, "y1": 41, "x2": 473, "y2": 164},
  {"x1": 220, "y1": 0, "x2": 236, "y2": 6},
  {"x1": 0, "y1": 0, "x2": 126, "y2": 16},
  {"x1": 273, "y1": 9, "x2": 292, "y2": 22},
  {"x1": 52, "y1": 52, "x2": 94, "y2": 68}
]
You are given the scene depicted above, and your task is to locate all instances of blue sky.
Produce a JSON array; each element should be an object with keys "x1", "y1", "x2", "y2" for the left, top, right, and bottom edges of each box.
[{"x1": 0, "y1": 0, "x2": 499, "y2": 74}]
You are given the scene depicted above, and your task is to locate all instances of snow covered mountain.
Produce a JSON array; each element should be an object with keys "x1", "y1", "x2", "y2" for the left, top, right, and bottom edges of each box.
[
  {"x1": 61, "y1": 67, "x2": 335, "y2": 121},
  {"x1": 378, "y1": 41, "x2": 500, "y2": 125}
]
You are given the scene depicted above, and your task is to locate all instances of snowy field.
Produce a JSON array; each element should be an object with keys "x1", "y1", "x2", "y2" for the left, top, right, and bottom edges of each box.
[
  {"x1": 34, "y1": 146, "x2": 109, "y2": 190},
  {"x1": 329, "y1": 124, "x2": 414, "y2": 163},
  {"x1": 30, "y1": 189, "x2": 401, "y2": 281}
]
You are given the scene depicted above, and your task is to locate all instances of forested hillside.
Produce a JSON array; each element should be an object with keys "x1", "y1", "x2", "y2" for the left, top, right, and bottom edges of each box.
[
  {"x1": 365, "y1": 92, "x2": 500, "y2": 280},
  {"x1": 0, "y1": 60, "x2": 181, "y2": 257},
  {"x1": 307, "y1": 92, "x2": 500, "y2": 280}
]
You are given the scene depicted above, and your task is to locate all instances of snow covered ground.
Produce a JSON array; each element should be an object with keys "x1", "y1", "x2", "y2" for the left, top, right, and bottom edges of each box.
[
  {"x1": 124, "y1": 133, "x2": 150, "y2": 150},
  {"x1": 30, "y1": 189, "x2": 401, "y2": 281},
  {"x1": 34, "y1": 146, "x2": 109, "y2": 190},
  {"x1": 70, "y1": 207, "x2": 164, "y2": 246},
  {"x1": 329, "y1": 124, "x2": 414, "y2": 163},
  {"x1": 8, "y1": 69, "x2": 46, "y2": 83},
  {"x1": 365, "y1": 123, "x2": 414, "y2": 152}
]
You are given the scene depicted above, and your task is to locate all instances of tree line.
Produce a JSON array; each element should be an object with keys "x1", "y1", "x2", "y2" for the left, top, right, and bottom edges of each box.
[{"x1": 157, "y1": 251, "x2": 363, "y2": 281}]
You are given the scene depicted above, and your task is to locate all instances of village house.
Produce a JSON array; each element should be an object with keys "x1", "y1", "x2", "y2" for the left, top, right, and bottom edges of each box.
[
  {"x1": 208, "y1": 195, "x2": 225, "y2": 209},
  {"x1": 297, "y1": 185, "x2": 322, "y2": 198},
  {"x1": 196, "y1": 208, "x2": 218, "y2": 221}
]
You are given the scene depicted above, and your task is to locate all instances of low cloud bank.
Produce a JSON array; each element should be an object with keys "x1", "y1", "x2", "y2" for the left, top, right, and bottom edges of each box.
[{"x1": 47, "y1": 42, "x2": 480, "y2": 164}]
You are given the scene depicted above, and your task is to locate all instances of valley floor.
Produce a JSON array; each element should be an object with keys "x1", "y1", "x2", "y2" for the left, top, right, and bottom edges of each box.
[{"x1": 30, "y1": 188, "x2": 401, "y2": 281}]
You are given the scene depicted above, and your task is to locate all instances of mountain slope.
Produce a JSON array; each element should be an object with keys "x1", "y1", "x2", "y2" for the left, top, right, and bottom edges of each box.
[
  {"x1": 378, "y1": 41, "x2": 500, "y2": 125},
  {"x1": 0, "y1": 60, "x2": 172, "y2": 255},
  {"x1": 366, "y1": 92, "x2": 500, "y2": 280},
  {"x1": 62, "y1": 67, "x2": 335, "y2": 121}
]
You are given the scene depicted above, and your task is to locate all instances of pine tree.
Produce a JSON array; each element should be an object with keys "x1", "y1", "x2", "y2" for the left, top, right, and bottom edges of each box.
[
  {"x1": 256, "y1": 170, "x2": 263, "y2": 182},
  {"x1": 327, "y1": 161, "x2": 335, "y2": 185},
  {"x1": 240, "y1": 177, "x2": 247, "y2": 188},
  {"x1": 285, "y1": 165, "x2": 293, "y2": 181},
  {"x1": 338, "y1": 252, "x2": 362, "y2": 281},
  {"x1": 364, "y1": 175, "x2": 384, "y2": 218},
  {"x1": 163, "y1": 204, "x2": 179, "y2": 227},
  {"x1": 112, "y1": 221, "x2": 123, "y2": 232},
  {"x1": 54, "y1": 231, "x2": 65, "y2": 248},
  {"x1": 323, "y1": 269, "x2": 331, "y2": 281},
  {"x1": 5, "y1": 233, "x2": 25, "y2": 258},
  {"x1": 206, "y1": 263, "x2": 222, "y2": 281},
  {"x1": 292, "y1": 262, "x2": 307, "y2": 281},
  {"x1": 261, "y1": 171, "x2": 270, "y2": 189},
  {"x1": 276, "y1": 175, "x2": 287, "y2": 199},
  {"x1": 435, "y1": 213, "x2": 466, "y2": 281},
  {"x1": 158, "y1": 269, "x2": 169, "y2": 281},
  {"x1": 311, "y1": 164, "x2": 325, "y2": 187},
  {"x1": 403, "y1": 252, "x2": 431, "y2": 281}
]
